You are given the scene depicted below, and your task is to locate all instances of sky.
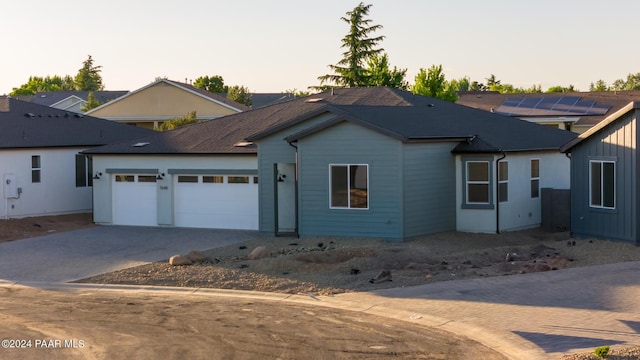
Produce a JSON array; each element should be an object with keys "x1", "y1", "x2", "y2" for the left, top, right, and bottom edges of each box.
[{"x1": 1, "y1": 0, "x2": 639, "y2": 95}]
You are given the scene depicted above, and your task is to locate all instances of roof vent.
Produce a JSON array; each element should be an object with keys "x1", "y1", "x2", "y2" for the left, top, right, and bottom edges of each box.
[
  {"x1": 428, "y1": 104, "x2": 435, "y2": 107},
  {"x1": 305, "y1": 98, "x2": 323, "y2": 103},
  {"x1": 24, "y1": 113, "x2": 35, "y2": 118},
  {"x1": 233, "y1": 141, "x2": 253, "y2": 147},
  {"x1": 132, "y1": 142, "x2": 150, "y2": 147},
  {"x1": 74, "y1": 113, "x2": 84, "y2": 118}
]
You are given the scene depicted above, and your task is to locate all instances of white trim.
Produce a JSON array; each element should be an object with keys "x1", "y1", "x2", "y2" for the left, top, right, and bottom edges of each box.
[
  {"x1": 498, "y1": 160, "x2": 508, "y2": 203},
  {"x1": 589, "y1": 160, "x2": 616, "y2": 209},
  {"x1": 465, "y1": 161, "x2": 490, "y2": 205},
  {"x1": 530, "y1": 158, "x2": 540, "y2": 199},
  {"x1": 329, "y1": 164, "x2": 369, "y2": 210}
]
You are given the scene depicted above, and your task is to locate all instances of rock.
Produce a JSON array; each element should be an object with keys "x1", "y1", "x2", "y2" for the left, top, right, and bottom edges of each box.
[
  {"x1": 238, "y1": 245, "x2": 247, "y2": 250},
  {"x1": 369, "y1": 270, "x2": 392, "y2": 284},
  {"x1": 350, "y1": 268, "x2": 360, "y2": 275},
  {"x1": 187, "y1": 250, "x2": 207, "y2": 263},
  {"x1": 169, "y1": 254, "x2": 192, "y2": 266},
  {"x1": 248, "y1": 246, "x2": 269, "y2": 260}
]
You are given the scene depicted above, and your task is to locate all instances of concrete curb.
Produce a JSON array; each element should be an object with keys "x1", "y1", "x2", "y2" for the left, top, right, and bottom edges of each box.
[{"x1": 0, "y1": 280, "x2": 547, "y2": 360}]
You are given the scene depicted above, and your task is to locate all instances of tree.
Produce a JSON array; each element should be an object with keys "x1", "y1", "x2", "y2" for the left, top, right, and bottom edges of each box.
[
  {"x1": 546, "y1": 85, "x2": 577, "y2": 93},
  {"x1": 193, "y1": 75, "x2": 228, "y2": 93},
  {"x1": 227, "y1": 85, "x2": 252, "y2": 107},
  {"x1": 9, "y1": 75, "x2": 75, "y2": 96},
  {"x1": 411, "y1": 65, "x2": 458, "y2": 102},
  {"x1": 611, "y1": 73, "x2": 640, "y2": 91},
  {"x1": 589, "y1": 80, "x2": 609, "y2": 92},
  {"x1": 81, "y1": 91, "x2": 103, "y2": 112},
  {"x1": 74, "y1": 55, "x2": 104, "y2": 91},
  {"x1": 315, "y1": 2, "x2": 385, "y2": 89},
  {"x1": 156, "y1": 111, "x2": 198, "y2": 131},
  {"x1": 365, "y1": 53, "x2": 408, "y2": 89},
  {"x1": 284, "y1": 88, "x2": 312, "y2": 97}
]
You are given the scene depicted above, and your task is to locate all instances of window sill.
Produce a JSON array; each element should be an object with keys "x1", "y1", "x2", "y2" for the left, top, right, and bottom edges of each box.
[{"x1": 461, "y1": 203, "x2": 494, "y2": 210}]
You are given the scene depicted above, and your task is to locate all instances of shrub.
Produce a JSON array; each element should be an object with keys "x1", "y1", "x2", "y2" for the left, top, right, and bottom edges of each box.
[{"x1": 594, "y1": 345, "x2": 610, "y2": 358}]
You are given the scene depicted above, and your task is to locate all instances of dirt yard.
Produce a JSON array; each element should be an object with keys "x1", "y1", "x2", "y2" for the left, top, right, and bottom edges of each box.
[{"x1": 0, "y1": 213, "x2": 94, "y2": 243}]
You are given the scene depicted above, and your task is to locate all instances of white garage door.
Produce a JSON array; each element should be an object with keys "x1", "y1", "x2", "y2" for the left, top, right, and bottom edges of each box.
[
  {"x1": 174, "y1": 174, "x2": 258, "y2": 230},
  {"x1": 112, "y1": 174, "x2": 158, "y2": 226}
]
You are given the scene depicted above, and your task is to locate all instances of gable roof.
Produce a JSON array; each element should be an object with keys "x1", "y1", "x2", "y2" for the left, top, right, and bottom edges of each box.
[
  {"x1": 18, "y1": 91, "x2": 129, "y2": 108},
  {"x1": 85, "y1": 79, "x2": 249, "y2": 115},
  {"x1": 457, "y1": 91, "x2": 640, "y2": 128},
  {"x1": 84, "y1": 87, "x2": 576, "y2": 156},
  {"x1": 560, "y1": 101, "x2": 640, "y2": 152},
  {"x1": 0, "y1": 97, "x2": 155, "y2": 149}
]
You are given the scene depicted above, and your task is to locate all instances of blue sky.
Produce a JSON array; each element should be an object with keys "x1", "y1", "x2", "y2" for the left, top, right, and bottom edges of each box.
[{"x1": 1, "y1": 0, "x2": 639, "y2": 95}]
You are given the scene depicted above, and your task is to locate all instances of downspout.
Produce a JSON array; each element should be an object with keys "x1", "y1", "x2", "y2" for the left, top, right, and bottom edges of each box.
[
  {"x1": 496, "y1": 152, "x2": 507, "y2": 234},
  {"x1": 287, "y1": 140, "x2": 300, "y2": 238}
]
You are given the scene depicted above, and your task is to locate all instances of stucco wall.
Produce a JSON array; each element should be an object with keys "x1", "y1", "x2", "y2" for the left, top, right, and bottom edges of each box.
[{"x1": 1, "y1": 148, "x2": 92, "y2": 219}]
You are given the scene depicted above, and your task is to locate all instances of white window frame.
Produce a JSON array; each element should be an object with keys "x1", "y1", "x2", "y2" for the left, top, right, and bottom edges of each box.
[
  {"x1": 31, "y1": 155, "x2": 41, "y2": 183},
  {"x1": 530, "y1": 159, "x2": 540, "y2": 199},
  {"x1": 466, "y1": 161, "x2": 490, "y2": 205},
  {"x1": 589, "y1": 160, "x2": 615, "y2": 209},
  {"x1": 329, "y1": 164, "x2": 369, "y2": 210}
]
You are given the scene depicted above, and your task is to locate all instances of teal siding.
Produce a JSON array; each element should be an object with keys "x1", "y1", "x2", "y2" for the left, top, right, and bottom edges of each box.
[
  {"x1": 570, "y1": 110, "x2": 637, "y2": 243},
  {"x1": 256, "y1": 113, "x2": 336, "y2": 234},
  {"x1": 402, "y1": 142, "x2": 457, "y2": 237},
  {"x1": 297, "y1": 122, "x2": 403, "y2": 239}
]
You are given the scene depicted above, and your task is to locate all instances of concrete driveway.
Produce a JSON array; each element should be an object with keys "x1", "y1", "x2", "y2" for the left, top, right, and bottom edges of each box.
[{"x1": 0, "y1": 226, "x2": 257, "y2": 282}]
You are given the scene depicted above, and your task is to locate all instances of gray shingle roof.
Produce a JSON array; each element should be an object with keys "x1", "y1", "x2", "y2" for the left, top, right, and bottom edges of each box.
[
  {"x1": 18, "y1": 91, "x2": 128, "y2": 107},
  {"x1": 0, "y1": 97, "x2": 155, "y2": 149},
  {"x1": 83, "y1": 87, "x2": 577, "y2": 155}
]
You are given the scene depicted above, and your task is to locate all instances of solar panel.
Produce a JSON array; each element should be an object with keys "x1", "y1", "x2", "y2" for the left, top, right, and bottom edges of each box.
[{"x1": 494, "y1": 96, "x2": 610, "y2": 117}]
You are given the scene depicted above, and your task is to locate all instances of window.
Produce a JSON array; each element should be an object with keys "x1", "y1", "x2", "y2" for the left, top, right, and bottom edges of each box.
[
  {"x1": 75, "y1": 155, "x2": 93, "y2": 187},
  {"x1": 530, "y1": 159, "x2": 540, "y2": 198},
  {"x1": 330, "y1": 164, "x2": 368, "y2": 209},
  {"x1": 253, "y1": 176, "x2": 259, "y2": 184},
  {"x1": 178, "y1": 175, "x2": 198, "y2": 183},
  {"x1": 590, "y1": 160, "x2": 615, "y2": 209},
  {"x1": 466, "y1": 161, "x2": 490, "y2": 204},
  {"x1": 115, "y1": 175, "x2": 135, "y2": 182},
  {"x1": 498, "y1": 161, "x2": 508, "y2": 202},
  {"x1": 138, "y1": 175, "x2": 157, "y2": 183},
  {"x1": 203, "y1": 176, "x2": 224, "y2": 183},
  {"x1": 228, "y1": 176, "x2": 249, "y2": 184},
  {"x1": 31, "y1": 155, "x2": 41, "y2": 183}
]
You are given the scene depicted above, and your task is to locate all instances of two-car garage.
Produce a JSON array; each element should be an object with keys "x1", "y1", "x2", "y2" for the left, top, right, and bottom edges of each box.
[{"x1": 110, "y1": 172, "x2": 259, "y2": 230}]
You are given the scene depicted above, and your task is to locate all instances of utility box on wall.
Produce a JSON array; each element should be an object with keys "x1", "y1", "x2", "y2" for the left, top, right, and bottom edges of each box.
[
  {"x1": 541, "y1": 188, "x2": 570, "y2": 232},
  {"x1": 3, "y1": 174, "x2": 18, "y2": 199}
]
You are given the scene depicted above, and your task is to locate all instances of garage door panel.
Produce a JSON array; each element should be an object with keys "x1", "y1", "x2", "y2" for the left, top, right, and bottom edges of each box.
[
  {"x1": 174, "y1": 175, "x2": 258, "y2": 230},
  {"x1": 112, "y1": 175, "x2": 157, "y2": 226}
]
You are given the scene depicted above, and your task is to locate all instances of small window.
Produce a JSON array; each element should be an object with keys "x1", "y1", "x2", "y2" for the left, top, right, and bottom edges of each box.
[
  {"x1": 138, "y1": 175, "x2": 157, "y2": 183},
  {"x1": 530, "y1": 159, "x2": 540, "y2": 198},
  {"x1": 228, "y1": 176, "x2": 249, "y2": 184},
  {"x1": 115, "y1": 175, "x2": 135, "y2": 182},
  {"x1": 178, "y1": 175, "x2": 199, "y2": 183},
  {"x1": 203, "y1": 176, "x2": 224, "y2": 183},
  {"x1": 498, "y1": 161, "x2": 508, "y2": 203},
  {"x1": 466, "y1": 161, "x2": 489, "y2": 204},
  {"x1": 75, "y1": 155, "x2": 93, "y2": 187},
  {"x1": 590, "y1": 160, "x2": 615, "y2": 209},
  {"x1": 253, "y1": 176, "x2": 259, "y2": 184},
  {"x1": 31, "y1": 155, "x2": 41, "y2": 183},
  {"x1": 330, "y1": 164, "x2": 368, "y2": 209}
]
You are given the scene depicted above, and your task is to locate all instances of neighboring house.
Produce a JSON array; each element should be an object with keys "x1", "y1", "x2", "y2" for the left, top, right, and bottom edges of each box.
[
  {"x1": 85, "y1": 79, "x2": 249, "y2": 129},
  {"x1": 561, "y1": 101, "x2": 640, "y2": 245},
  {"x1": 457, "y1": 91, "x2": 640, "y2": 134},
  {"x1": 250, "y1": 93, "x2": 294, "y2": 109},
  {"x1": 85, "y1": 87, "x2": 576, "y2": 240},
  {"x1": 17, "y1": 91, "x2": 128, "y2": 113},
  {"x1": 0, "y1": 97, "x2": 155, "y2": 219}
]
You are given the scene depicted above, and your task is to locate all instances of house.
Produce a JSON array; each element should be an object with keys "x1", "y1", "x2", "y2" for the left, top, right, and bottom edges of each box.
[
  {"x1": 17, "y1": 91, "x2": 128, "y2": 113},
  {"x1": 561, "y1": 101, "x2": 640, "y2": 245},
  {"x1": 85, "y1": 87, "x2": 576, "y2": 240},
  {"x1": 85, "y1": 79, "x2": 249, "y2": 129},
  {"x1": 457, "y1": 91, "x2": 640, "y2": 134},
  {"x1": 0, "y1": 97, "x2": 155, "y2": 219}
]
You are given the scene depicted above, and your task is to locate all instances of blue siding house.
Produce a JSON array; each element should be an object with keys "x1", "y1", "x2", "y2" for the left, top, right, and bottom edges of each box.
[
  {"x1": 247, "y1": 88, "x2": 576, "y2": 240},
  {"x1": 561, "y1": 102, "x2": 640, "y2": 245}
]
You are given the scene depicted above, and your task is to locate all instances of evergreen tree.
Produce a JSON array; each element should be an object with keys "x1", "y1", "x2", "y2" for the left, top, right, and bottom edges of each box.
[{"x1": 74, "y1": 55, "x2": 104, "y2": 91}]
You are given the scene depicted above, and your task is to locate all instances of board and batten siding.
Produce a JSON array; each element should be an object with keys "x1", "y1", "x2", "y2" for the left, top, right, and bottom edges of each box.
[
  {"x1": 570, "y1": 109, "x2": 637, "y2": 243},
  {"x1": 296, "y1": 121, "x2": 403, "y2": 239},
  {"x1": 402, "y1": 142, "x2": 457, "y2": 237},
  {"x1": 256, "y1": 113, "x2": 336, "y2": 234}
]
